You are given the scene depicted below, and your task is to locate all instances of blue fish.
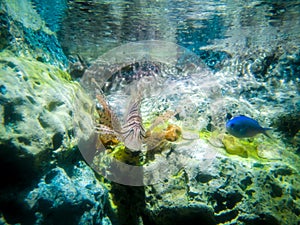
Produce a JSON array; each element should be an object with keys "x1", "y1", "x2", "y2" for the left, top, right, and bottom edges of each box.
[{"x1": 226, "y1": 115, "x2": 271, "y2": 138}]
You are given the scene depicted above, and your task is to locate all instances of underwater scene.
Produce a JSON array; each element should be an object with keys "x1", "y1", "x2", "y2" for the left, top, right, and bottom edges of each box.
[{"x1": 0, "y1": 0, "x2": 300, "y2": 224}]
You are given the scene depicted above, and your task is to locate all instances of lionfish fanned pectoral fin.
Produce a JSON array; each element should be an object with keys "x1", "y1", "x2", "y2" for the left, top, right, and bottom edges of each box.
[
  {"x1": 95, "y1": 124, "x2": 121, "y2": 148},
  {"x1": 144, "y1": 132, "x2": 165, "y2": 151},
  {"x1": 95, "y1": 92, "x2": 122, "y2": 132},
  {"x1": 95, "y1": 124, "x2": 118, "y2": 136}
]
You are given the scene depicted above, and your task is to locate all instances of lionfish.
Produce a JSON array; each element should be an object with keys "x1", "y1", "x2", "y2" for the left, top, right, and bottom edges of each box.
[
  {"x1": 120, "y1": 92, "x2": 145, "y2": 151},
  {"x1": 95, "y1": 89, "x2": 176, "y2": 152}
]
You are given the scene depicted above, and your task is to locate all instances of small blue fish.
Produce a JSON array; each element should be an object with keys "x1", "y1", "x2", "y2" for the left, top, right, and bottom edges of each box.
[{"x1": 226, "y1": 115, "x2": 271, "y2": 138}]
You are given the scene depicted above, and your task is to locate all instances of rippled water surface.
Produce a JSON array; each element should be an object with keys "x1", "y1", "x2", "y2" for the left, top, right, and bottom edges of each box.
[{"x1": 31, "y1": 0, "x2": 300, "y2": 64}]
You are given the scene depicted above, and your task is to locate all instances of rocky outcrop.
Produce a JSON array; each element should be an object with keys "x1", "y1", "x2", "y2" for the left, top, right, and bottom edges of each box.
[
  {"x1": 0, "y1": 1, "x2": 113, "y2": 224},
  {"x1": 25, "y1": 162, "x2": 112, "y2": 225},
  {"x1": 142, "y1": 145, "x2": 300, "y2": 225},
  {"x1": 1, "y1": 0, "x2": 68, "y2": 68},
  {"x1": 0, "y1": 48, "x2": 115, "y2": 224}
]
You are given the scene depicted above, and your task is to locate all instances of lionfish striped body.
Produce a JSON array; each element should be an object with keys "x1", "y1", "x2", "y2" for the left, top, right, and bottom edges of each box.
[{"x1": 120, "y1": 94, "x2": 145, "y2": 151}]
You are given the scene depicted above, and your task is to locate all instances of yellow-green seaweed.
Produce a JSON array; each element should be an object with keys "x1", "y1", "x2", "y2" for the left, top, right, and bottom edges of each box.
[
  {"x1": 109, "y1": 143, "x2": 143, "y2": 166},
  {"x1": 222, "y1": 135, "x2": 258, "y2": 158}
]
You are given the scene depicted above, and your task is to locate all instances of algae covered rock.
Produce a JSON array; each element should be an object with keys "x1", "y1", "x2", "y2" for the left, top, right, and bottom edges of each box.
[
  {"x1": 0, "y1": 1, "x2": 114, "y2": 224},
  {"x1": 139, "y1": 133, "x2": 300, "y2": 225},
  {"x1": 0, "y1": 50, "x2": 96, "y2": 224},
  {"x1": 143, "y1": 151, "x2": 300, "y2": 225},
  {"x1": 0, "y1": 51, "x2": 79, "y2": 156}
]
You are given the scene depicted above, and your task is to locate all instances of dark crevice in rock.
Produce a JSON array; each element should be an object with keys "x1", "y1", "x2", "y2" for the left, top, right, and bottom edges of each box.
[
  {"x1": 44, "y1": 169, "x2": 59, "y2": 184},
  {"x1": 26, "y1": 95, "x2": 37, "y2": 104},
  {"x1": 270, "y1": 183, "x2": 283, "y2": 198},
  {"x1": 0, "y1": 142, "x2": 39, "y2": 190},
  {"x1": 143, "y1": 205, "x2": 216, "y2": 225},
  {"x1": 240, "y1": 176, "x2": 253, "y2": 190},
  {"x1": 3, "y1": 101, "x2": 24, "y2": 126},
  {"x1": 55, "y1": 147, "x2": 85, "y2": 177},
  {"x1": 52, "y1": 132, "x2": 64, "y2": 150},
  {"x1": 34, "y1": 201, "x2": 84, "y2": 225},
  {"x1": 215, "y1": 209, "x2": 239, "y2": 224},
  {"x1": 272, "y1": 165, "x2": 294, "y2": 177},
  {"x1": 17, "y1": 136, "x2": 31, "y2": 146},
  {"x1": 226, "y1": 192, "x2": 243, "y2": 209},
  {"x1": 239, "y1": 213, "x2": 281, "y2": 225},
  {"x1": 47, "y1": 100, "x2": 65, "y2": 112},
  {"x1": 0, "y1": 141, "x2": 41, "y2": 224},
  {"x1": 0, "y1": 10, "x2": 11, "y2": 50},
  {"x1": 212, "y1": 191, "x2": 243, "y2": 213},
  {"x1": 110, "y1": 184, "x2": 146, "y2": 225},
  {"x1": 195, "y1": 172, "x2": 215, "y2": 183},
  {"x1": 212, "y1": 192, "x2": 227, "y2": 213},
  {"x1": 273, "y1": 112, "x2": 300, "y2": 140},
  {"x1": 0, "y1": 198, "x2": 36, "y2": 225}
]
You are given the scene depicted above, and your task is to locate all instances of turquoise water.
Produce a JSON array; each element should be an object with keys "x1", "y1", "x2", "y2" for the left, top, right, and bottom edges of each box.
[{"x1": 1, "y1": 0, "x2": 300, "y2": 225}]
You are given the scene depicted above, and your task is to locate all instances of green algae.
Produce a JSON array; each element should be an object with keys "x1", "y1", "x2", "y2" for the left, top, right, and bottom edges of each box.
[
  {"x1": 222, "y1": 134, "x2": 259, "y2": 158},
  {"x1": 0, "y1": 50, "x2": 87, "y2": 156},
  {"x1": 0, "y1": 52, "x2": 71, "y2": 82},
  {"x1": 109, "y1": 143, "x2": 144, "y2": 166},
  {"x1": 199, "y1": 129, "x2": 212, "y2": 140},
  {"x1": 198, "y1": 129, "x2": 283, "y2": 160}
]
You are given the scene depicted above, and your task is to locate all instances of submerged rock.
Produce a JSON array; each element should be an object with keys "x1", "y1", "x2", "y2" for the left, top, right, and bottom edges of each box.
[
  {"x1": 0, "y1": 50, "x2": 78, "y2": 156},
  {"x1": 0, "y1": 50, "x2": 99, "y2": 224},
  {"x1": 0, "y1": 2, "x2": 114, "y2": 224},
  {"x1": 25, "y1": 162, "x2": 112, "y2": 225},
  {"x1": 1, "y1": 0, "x2": 68, "y2": 68},
  {"x1": 142, "y1": 148, "x2": 300, "y2": 225}
]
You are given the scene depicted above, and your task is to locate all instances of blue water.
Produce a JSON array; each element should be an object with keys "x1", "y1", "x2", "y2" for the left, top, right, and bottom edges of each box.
[{"x1": 30, "y1": 1, "x2": 300, "y2": 73}]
